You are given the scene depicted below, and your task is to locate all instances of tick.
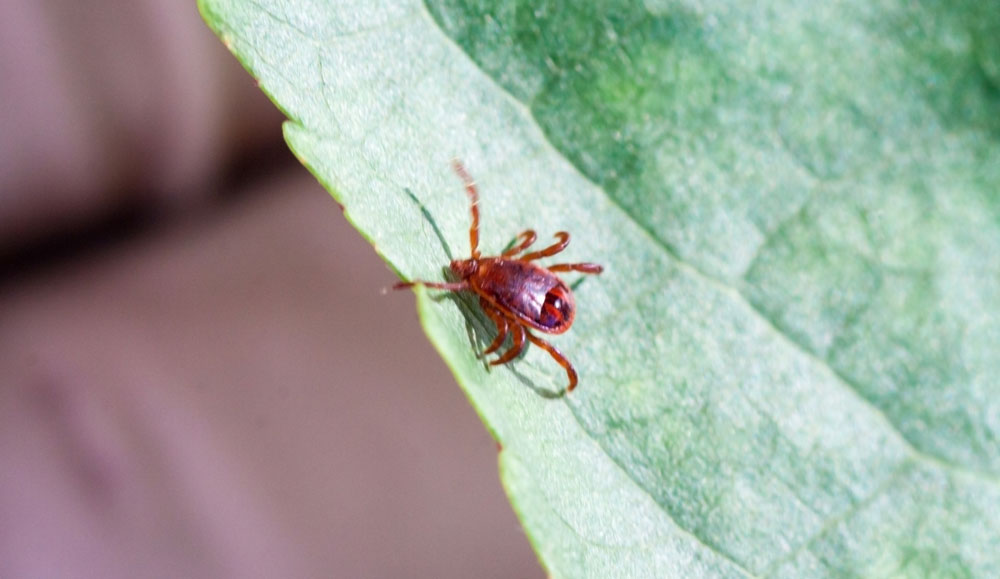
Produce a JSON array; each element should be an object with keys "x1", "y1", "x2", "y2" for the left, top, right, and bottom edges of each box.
[{"x1": 395, "y1": 161, "x2": 603, "y2": 393}]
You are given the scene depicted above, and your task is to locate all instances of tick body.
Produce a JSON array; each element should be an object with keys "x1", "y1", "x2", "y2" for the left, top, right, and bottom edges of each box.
[{"x1": 396, "y1": 161, "x2": 603, "y2": 393}]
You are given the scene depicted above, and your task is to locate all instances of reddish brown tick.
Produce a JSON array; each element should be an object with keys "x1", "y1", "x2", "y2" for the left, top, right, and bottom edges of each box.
[{"x1": 395, "y1": 161, "x2": 603, "y2": 393}]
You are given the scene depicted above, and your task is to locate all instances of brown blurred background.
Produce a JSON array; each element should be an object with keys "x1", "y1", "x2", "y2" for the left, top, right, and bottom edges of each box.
[{"x1": 0, "y1": 0, "x2": 542, "y2": 577}]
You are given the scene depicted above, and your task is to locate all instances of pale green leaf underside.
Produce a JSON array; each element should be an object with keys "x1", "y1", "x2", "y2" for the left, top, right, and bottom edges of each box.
[{"x1": 200, "y1": 0, "x2": 1000, "y2": 576}]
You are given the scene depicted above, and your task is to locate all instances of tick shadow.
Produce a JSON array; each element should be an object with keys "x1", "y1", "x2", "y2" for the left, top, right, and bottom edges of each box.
[
  {"x1": 403, "y1": 188, "x2": 564, "y2": 399},
  {"x1": 404, "y1": 188, "x2": 454, "y2": 261}
]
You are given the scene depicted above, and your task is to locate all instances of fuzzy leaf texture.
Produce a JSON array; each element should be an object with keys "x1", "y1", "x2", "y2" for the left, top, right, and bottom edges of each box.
[{"x1": 200, "y1": 0, "x2": 1000, "y2": 576}]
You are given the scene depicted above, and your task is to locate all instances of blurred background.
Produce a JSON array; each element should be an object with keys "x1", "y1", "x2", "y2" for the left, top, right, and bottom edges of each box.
[{"x1": 0, "y1": 0, "x2": 542, "y2": 576}]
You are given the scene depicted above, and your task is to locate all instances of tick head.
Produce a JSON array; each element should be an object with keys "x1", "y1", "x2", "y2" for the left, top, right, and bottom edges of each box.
[{"x1": 450, "y1": 258, "x2": 478, "y2": 279}]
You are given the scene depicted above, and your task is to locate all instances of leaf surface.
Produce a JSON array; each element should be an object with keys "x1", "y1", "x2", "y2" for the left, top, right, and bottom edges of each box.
[{"x1": 200, "y1": 0, "x2": 1000, "y2": 575}]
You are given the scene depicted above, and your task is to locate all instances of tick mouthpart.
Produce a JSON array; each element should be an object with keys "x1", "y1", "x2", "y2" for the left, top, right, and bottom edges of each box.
[{"x1": 450, "y1": 258, "x2": 478, "y2": 279}]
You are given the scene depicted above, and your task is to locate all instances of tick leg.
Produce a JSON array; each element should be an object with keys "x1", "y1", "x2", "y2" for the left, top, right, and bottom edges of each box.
[
  {"x1": 501, "y1": 230, "x2": 538, "y2": 258},
  {"x1": 451, "y1": 159, "x2": 481, "y2": 259},
  {"x1": 547, "y1": 263, "x2": 603, "y2": 275},
  {"x1": 519, "y1": 232, "x2": 569, "y2": 261},
  {"x1": 480, "y1": 302, "x2": 510, "y2": 355},
  {"x1": 393, "y1": 280, "x2": 469, "y2": 291},
  {"x1": 525, "y1": 332, "x2": 579, "y2": 392},
  {"x1": 490, "y1": 323, "x2": 526, "y2": 366}
]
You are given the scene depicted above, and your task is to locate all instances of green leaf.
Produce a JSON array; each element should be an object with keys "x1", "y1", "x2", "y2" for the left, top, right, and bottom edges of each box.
[{"x1": 200, "y1": 0, "x2": 1000, "y2": 576}]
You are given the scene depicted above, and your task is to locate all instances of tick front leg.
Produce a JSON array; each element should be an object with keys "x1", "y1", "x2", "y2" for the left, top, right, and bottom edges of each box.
[
  {"x1": 490, "y1": 323, "x2": 526, "y2": 366},
  {"x1": 547, "y1": 263, "x2": 603, "y2": 275},
  {"x1": 451, "y1": 159, "x2": 481, "y2": 259},
  {"x1": 519, "y1": 232, "x2": 569, "y2": 261},
  {"x1": 525, "y1": 331, "x2": 579, "y2": 392},
  {"x1": 393, "y1": 280, "x2": 469, "y2": 291}
]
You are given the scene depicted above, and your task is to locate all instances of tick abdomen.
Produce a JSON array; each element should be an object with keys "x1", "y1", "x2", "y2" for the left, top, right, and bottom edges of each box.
[{"x1": 472, "y1": 258, "x2": 575, "y2": 333}]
